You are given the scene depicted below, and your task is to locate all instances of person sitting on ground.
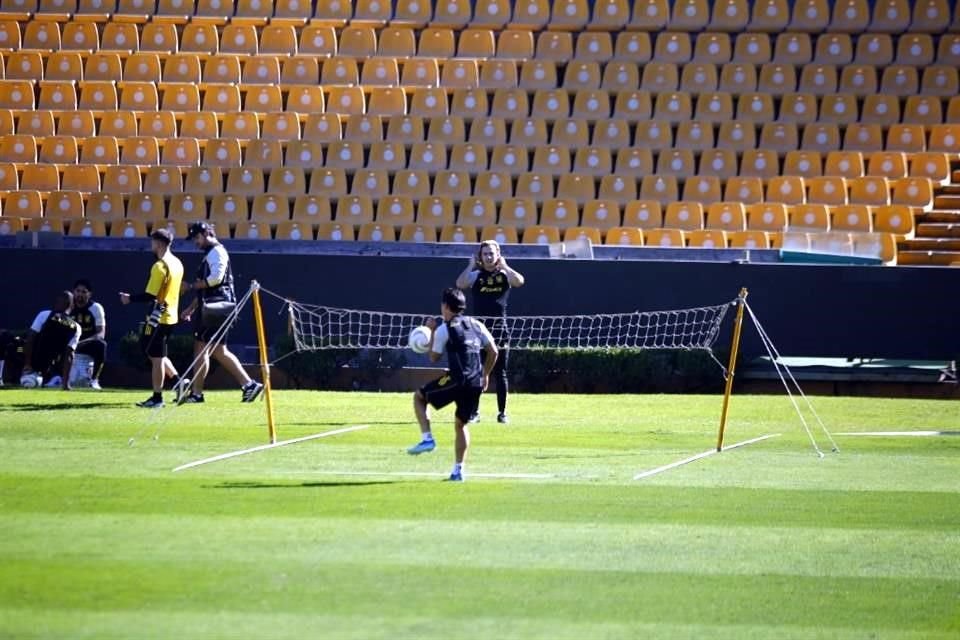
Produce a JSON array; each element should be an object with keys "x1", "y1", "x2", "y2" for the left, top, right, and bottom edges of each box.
[{"x1": 21, "y1": 290, "x2": 82, "y2": 391}]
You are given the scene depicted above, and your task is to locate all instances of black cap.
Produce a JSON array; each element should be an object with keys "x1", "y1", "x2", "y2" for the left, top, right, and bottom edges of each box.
[
  {"x1": 150, "y1": 228, "x2": 173, "y2": 244},
  {"x1": 187, "y1": 221, "x2": 212, "y2": 240}
]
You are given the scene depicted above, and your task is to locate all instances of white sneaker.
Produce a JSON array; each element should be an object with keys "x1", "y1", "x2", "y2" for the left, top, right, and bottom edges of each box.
[{"x1": 89, "y1": 379, "x2": 102, "y2": 390}]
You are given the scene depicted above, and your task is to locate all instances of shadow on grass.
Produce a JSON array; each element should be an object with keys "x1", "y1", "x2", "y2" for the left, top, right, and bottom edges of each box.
[
  {"x1": 211, "y1": 480, "x2": 402, "y2": 489},
  {"x1": 0, "y1": 402, "x2": 131, "y2": 412}
]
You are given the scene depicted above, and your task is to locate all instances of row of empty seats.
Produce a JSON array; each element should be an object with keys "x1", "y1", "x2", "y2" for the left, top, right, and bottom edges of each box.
[
  {"x1": 0, "y1": 188, "x2": 919, "y2": 236},
  {"x1": 1, "y1": 0, "x2": 956, "y2": 34},
  {"x1": 4, "y1": 111, "x2": 960, "y2": 160},
  {"x1": 4, "y1": 20, "x2": 960, "y2": 65},
  {"x1": 0, "y1": 210, "x2": 899, "y2": 258}
]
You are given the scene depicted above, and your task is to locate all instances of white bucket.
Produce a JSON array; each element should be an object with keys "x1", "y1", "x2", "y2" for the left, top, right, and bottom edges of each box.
[{"x1": 69, "y1": 353, "x2": 94, "y2": 387}]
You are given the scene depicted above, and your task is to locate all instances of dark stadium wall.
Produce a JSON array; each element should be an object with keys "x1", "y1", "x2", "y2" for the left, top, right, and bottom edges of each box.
[{"x1": 1, "y1": 248, "x2": 958, "y2": 360}]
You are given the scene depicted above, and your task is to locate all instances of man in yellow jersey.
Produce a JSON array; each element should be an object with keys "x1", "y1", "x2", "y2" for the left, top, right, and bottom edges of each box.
[{"x1": 119, "y1": 228, "x2": 184, "y2": 408}]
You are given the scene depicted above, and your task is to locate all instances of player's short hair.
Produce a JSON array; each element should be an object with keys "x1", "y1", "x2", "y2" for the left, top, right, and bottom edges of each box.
[
  {"x1": 442, "y1": 287, "x2": 466, "y2": 313},
  {"x1": 73, "y1": 278, "x2": 92, "y2": 292},
  {"x1": 54, "y1": 290, "x2": 73, "y2": 311},
  {"x1": 150, "y1": 228, "x2": 173, "y2": 245},
  {"x1": 479, "y1": 239, "x2": 501, "y2": 255},
  {"x1": 187, "y1": 221, "x2": 214, "y2": 240}
]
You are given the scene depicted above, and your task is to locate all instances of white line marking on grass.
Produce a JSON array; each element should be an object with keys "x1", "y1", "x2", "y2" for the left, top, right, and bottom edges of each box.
[
  {"x1": 312, "y1": 470, "x2": 554, "y2": 480},
  {"x1": 633, "y1": 433, "x2": 781, "y2": 481},
  {"x1": 172, "y1": 425, "x2": 371, "y2": 472},
  {"x1": 836, "y1": 431, "x2": 958, "y2": 437}
]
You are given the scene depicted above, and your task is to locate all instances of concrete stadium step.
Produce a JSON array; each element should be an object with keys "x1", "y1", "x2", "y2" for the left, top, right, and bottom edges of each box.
[
  {"x1": 895, "y1": 250, "x2": 960, "y2": 266},
  {"x1": 932, "y1": 194, "x2": 960, "y2": 209},
  {"x1": 900, "y1": 238, "x2": 960, "y2": 251},
  {"x1": 917, "y1": 210, "x2": 960, "y2": 224},
  {"x1": 916, "y1": 223, "x2": 960, "y2": 238}
]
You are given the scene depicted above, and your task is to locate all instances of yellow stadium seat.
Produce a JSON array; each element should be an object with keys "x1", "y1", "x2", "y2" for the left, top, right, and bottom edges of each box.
[
  {"x1": 831, "y1": 204, "x2": 872, "y2": 232},
  {"x1": 87, "y1": 193, "x2": 126, "y2": 223},
  {"x1": 706, "y1": 202, "x2": 746, "y2": 230},
  {"x1": 303, "y1": 114, "x2": 342, "y2": 144},
  {"x1": 645, "y1": 228, "x2": 686, "y2": 247},
  {"x1": 276, "y1": 221, "x2": 315, "y2": 241},
  {"x1": 184, "y1": 167, "x2": 223, "y2": 196},
  {"x1": 203, "y1": 56, "x2": 242, "y2": 85},
  {"x1": 167, "y1": 193, "x2": 207, "y2": 223},
  {"x1": 473, "y1": 171, "x2": 512, "y2": 201},
  {"x1": 457, "y1": 196, "x2": 498, "y2": 228},
  {"x1": 514, "y1": 172, "x2": 553, "y2": 204},
  {"x1": 511, "y1": 0, "x2": 549, "y2": 29},
  {"x1": 873, "y1": 204, "x2": 913, "y2": 237},
  {"x1": 61, "y1": 165, "x2": 100, "y2": 193},
  {"x1": 623, "y1": 200, "x2": 663, "y2": 228},
  {"x1": 336, "y1": 196, "x2": 375, "y2": 228},
  {"x1": 693, "y1": 32, "x2": 732, "y2": 64},
  {"x1": 729, "y1": 230, "x2": 769, "y2": 248},
  {"x1": 654, "y1": 31, "x2": 692, "y2": 63},
  {"x1": 481, "y1": 224, "x2": 520, "y2": 244},
  {"x1": 498, "y1": 197, "x2": 538, "y2": 230},
  {"x1": 841, "y1": 123, "x2": 882, "y2": 152},
  {"x1": 886, "y1": 124, "x2": 926, "y2": 153},
  {"x1": 891, "y1": 177, "x2": 933, "y2": 210},
  {"x1": 357, "y1": 223, "x2": 396, "y2": 242},
  {"x1": 232, "y1": 221, "x2": 270, "y2": 240},
  {"x1": 737, "y1": 93, "x2": 775, "y2": 122},
  {"x1": 747, "y1": 203, "x2": 788, "y2": 230},
  {"x1": 909, "y1": 152, "x2": 950, "y2": 184},
  {"x1": 766, "y1": 176, "x2": 805, "y2": 205},
  {"x1": 749, "y1": 0, "x2": 789, "y2": 33},
  {"x1": 299, "y1": 25, "x2": 337, "y2": 55},
  {"x1": 614, "y1": 148, "x2": 654, "y2": 177},
  {"x1": 393, "y1": 169, "x2": 432, "y2": 200},
  {"x1": 376, "y1": 196, "x2": 416, "y2": 227},
  {"x1": 710, "y1": 0, "x2": 749, "y2": 31},
  {"x1": 699, "y1": 149, "x2": 738, "y2": 179},
  {"x1": 400, "y1": 223, "x2": 439, "y2": 243},
  {"x1": 224, "y1": 167, "x2": 264, "y2": 197},
  {"x1": 640, "y1": 175, "x2": 679, "y2": 204},
  {"x1": 432, "y1": 170, "x2": 472, "y2": 201},
  {"x1": 439, "y1": 223, "x2": 479, "y2": 243},
  {"x1": 416, "y1": 197, "x2": 456, "y2": 228},
  {"x1": 479, "y1": 60, "x2": 518, "y2": 89},
  {"x1": 670, "y1": 0, "x2": 708, "y2": 31},
  {"x1": 604, "y1": 226, "x2": 644, "y2": 245},
  {"x1": 789, "y1": 203, "x2": 830, "y2": 230},
  {"x1": 921, "y1": 65, "x2": 959, "y2": 97},
  {"x1": 251, "y1": 194, "x2": 291, "y2": 224},
  {"x1": 564, "y1": 225, "x2": 602, "y2": 244},
  {"x1": 687, "y1": 228, "x2": 728, "y2": 247},
  {"x1": 102, "y1": 165, "x2": 142, "y2": 195},
  {"x1": 870, "y1": 0, "x2": 910, "y2": 33},
  {"x1": 928, "y1": 125, "x2": 960, "y2": 153},
  {"x1": 316, "y1": 222, "x2": 356, "y2": 241},
  {"x1": 830, "y1": 0, "x2": 869, "y2": 32},
  {"x1": 789, "y1": 0, "x2": 829, "y2": 32},
  {"x1": 597, "y1": 174, "x2": 637, "y2": 205},
  {"x1": 202, "y1": 139, "x2": 242, "y2": 168},
  {"x1": 715, "y1": 122, "x2": 755, "y2": 152},
  {"x1": 581, "y1": 200, "x2": 621, "y2": 230},
  {"x1": 640, "y1": 61, "x2": 679, "y2": 92},
  {"x1": 472, "y1": 0, "x2": 510, "y2": 28},
  {"x1": 848, "y1": 176, "x2": 889, "y2": 206},
  {"x1": 911, "y1": 0, "x2": 950, "y2": 33},
  {"x1": 851, "y1": 232, "x2": 896, "y2": 263},
  {"x1": 612, "y1": 90, "x2": 653, "y2": 121},
  {"x1": 207, "y1": 194, "x2": 247, "y2": 228},
  {"x1": 725, "y1": 176, "x2": 764, "y2": 204},
  {"x1": 25, "y1": 217, "x2": 66, "y2": 234},
  {"x1": 521, "y1": 224, "x2": 560, "y2": 245},
  {"x1": 143, "y1": 166, "x2": 183, "y2": 195},
  {"x1": 664, "y1": 201, "x2": 704, "y2": 230},
  {"x1": 292, "y1": 195, "x2": 332, "y2": 223}
]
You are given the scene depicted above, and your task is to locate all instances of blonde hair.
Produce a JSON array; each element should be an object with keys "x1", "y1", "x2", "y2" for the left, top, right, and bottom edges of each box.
[{"x1": 479, "y1": 240, "x2": 501, "y2": 256}]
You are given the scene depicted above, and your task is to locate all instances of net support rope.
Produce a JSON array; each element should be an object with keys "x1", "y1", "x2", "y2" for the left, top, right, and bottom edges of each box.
[
  {"x1": 262, "y1": 287, "x2": 732, "y2": 362},
  {"x1": 743, "y1": 299, "x2": 839, "y2": 457}
]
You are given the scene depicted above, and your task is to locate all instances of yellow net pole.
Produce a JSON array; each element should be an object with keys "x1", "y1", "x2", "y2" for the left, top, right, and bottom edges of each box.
[
  {"x1": 251, "y1": 281, "x2": 277, "y2": 444},
  {"x1": 716, "y1": 288, "x2": 748, "y2": 452}
]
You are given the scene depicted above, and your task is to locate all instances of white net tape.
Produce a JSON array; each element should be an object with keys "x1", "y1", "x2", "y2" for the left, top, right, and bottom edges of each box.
[{"x1": 284, "y1": 298, "x2": 732, "y2": 353}]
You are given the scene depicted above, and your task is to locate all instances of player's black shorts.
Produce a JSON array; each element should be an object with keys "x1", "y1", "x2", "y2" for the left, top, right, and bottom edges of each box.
[
  {"x1": 140, "y1": 323, "x2": 173, "y2": 359},
  {"x1": 419, "y1": 374, "x2": 482, "y2": 424},
  {"x1": 193, "y1": 316, "x2": 227, "y2": 344}
]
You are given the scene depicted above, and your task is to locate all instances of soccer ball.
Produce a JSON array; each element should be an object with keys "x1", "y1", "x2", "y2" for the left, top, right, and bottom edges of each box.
[
  {"x1": 20, "y1": 372, "x2": 42, "y2": 388},
  {"x1": 408, "y1": 326, "x2": 432, "y2": 354}
]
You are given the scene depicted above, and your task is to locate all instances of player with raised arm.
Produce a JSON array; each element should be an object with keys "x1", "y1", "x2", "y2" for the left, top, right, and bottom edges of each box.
[
  {"x1": 407, "y1": 288, "x2": 499, "y2": 482},
  {"x1": 455, "y1": 240, "x2": 525, "y2": 424}
]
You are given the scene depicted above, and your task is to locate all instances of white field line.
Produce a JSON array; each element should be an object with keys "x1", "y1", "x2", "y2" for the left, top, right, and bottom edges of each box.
[
  {"x1": 835, "y1": 431, "x2": 956, "y2": 437},
  {"x1": 172, "y1": 425, "x2": 371, "y2": 472},
  {"x1": 633, "y1": 433, "x2": 781, "y2": 481},
  {"x1": 311, "y1": 470, "x2": 554, "y2": 480}
]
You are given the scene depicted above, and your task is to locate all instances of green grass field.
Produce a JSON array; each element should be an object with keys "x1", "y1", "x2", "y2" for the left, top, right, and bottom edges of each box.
[{"x1": 0, "y1": 388, "x2": 958, "y2": 639}]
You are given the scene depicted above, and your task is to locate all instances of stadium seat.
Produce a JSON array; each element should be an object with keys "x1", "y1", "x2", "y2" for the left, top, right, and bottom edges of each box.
[
  {"x1": 729, "y1": 230, "x2": 770, "y2": 248},
  {"x1": 604, "y1": 226, "x2": 644, "y2": 245},
  {"x1": 202, "y1": 139, "x2": 243, "y2": 168},
  {"x1": 621, "y1": 200, "x2": 662, "y2": 229},
  {"x1": 143, "y1": 166, "x2": 183, "y2": 194},
  {"x1": 498, "y1": 197, "x2": 538, "y2": 230},
  {"x1": 299, "y1": 25, "x2": 337, "y2": 55},
  {"x1": 457, "y1": 196, "x2": 498, "y2": 228},
  {"x1": 831, "y1": 204, "x2": 873, "y2": 232},
  {"x1": 184, "y1": 167, "x2": 223, "y2": 196},
  {"x1": 292, "y1": 195, "x2": 332, "y2": 223},
  {"x1": 699, "y1": 150, "x2": 738, "y2": 179},
  {"x1": 439, "y1": 223, "x2": 479, "y2": 243},
  {"x1": 747, "y1": 202, "x2": 788, "y2": 230},
  {"x1": 909, "y1": 152, "x2": 950, "y2": 184},
  {"x1": 789, "y1": 203, "x2": 830, "y2": 230},
  {"x1": 251, "y1": 194, "x2": 288, "y2": 224},
  {"x1": 725, "y1": 176, "x2": 764, "y2": 204},
  {"x1": 766, "y1": 176, "x2": 806, "y2": 205},
  {"x1": 316, "y1": 222, "x2": 356, "y2": 241},
  {"x1": 891, "y1": 178, "x2": 933, "y2": 209},
  {"x1": 645, "y1": 228, "x2": 686, "y2": 247},
  {"x1": 873, "y1": 204, "x2": 914, "y2": 237},
  {"x1": 61, "y1": 165, "x2": 100, "y2": 192},
  {"x1": 640, "y1": 175, "x2": 679, "y2": 204},
  {"x1": 521, "y1": 224, "x2": 561, "y2": 245},
  {"x1": 203, "y1": 56, "x2": 242, "y2": 84},
  {"x1": 399, "y1": 223, "x2": 439, "y2": 243},
  {"x1": 664, "y1": 201, "x2": 704, "y2": 230},
  {"x1": 481, "y1": 224, "x2": 520, "y2": 244},
  {"x1": 303, "y1": 114, "x2": 343, "y2": 144},
  {"x1": 540, "y1": 198, "x2": 579, "y2": 229},
  {"x1": 357, "y1": 223, "x2": 396, "y2": 242},
  {"x1": 432, "y1": 170, "x2": 472, "y2": 201},
  {"x1": 225, "y1": 167, "x2": 265, "y2": 197},
  {"x1": 687, "y1": 229, "x2": 728, "y2": 247},
  {"x1": 416, "y1": 196, "x2": 456, "y2": 227}
]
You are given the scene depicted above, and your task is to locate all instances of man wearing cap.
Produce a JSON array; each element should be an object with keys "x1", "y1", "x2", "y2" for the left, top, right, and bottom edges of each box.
[
  {"x1": 119, "y1": 228, "x2": 185, "y2": 408},
  {"x1": 178, "y1": 222, "x2": 263, "y2": 404}
]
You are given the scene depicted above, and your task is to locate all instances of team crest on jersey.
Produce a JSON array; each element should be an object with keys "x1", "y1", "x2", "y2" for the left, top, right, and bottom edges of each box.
[{"x1": 496, "y1": 275, "x2": 504, "y2": 283}]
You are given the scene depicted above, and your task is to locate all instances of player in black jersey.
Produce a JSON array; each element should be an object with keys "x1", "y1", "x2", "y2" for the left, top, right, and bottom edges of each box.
[
  {"x1": 455, "y1": 240, "x2": 525, "y2": 424},
  {"x1": 22, "y1": 291, "x2": 82, "y2": 390},
  {"x1": 70, "y1": 279, "x2": 107, "y2": 390},
  {"x1": 407, "y1": 288, "x2": 499, "y2": 481}
]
